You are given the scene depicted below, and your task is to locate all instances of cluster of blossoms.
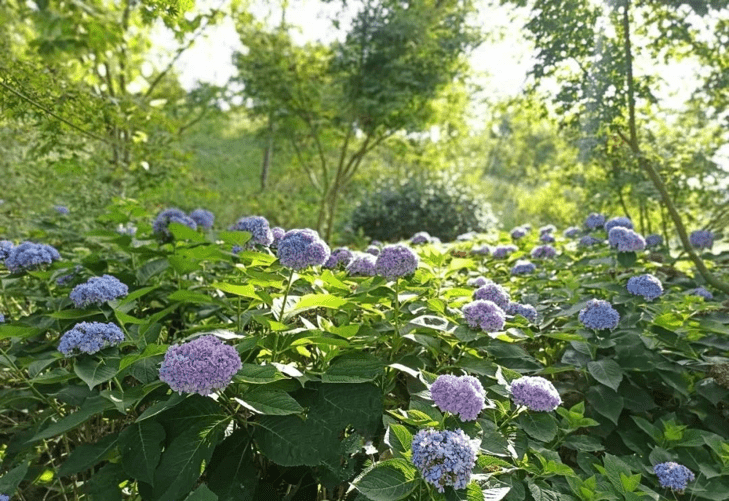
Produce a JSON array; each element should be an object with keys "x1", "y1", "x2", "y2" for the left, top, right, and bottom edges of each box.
[
  {"x1": 277, "y1": 229, "x2": 330, "y2": 270},
  {"x1": 0, "y1": 494, "x2": 9, "y2": 501},
  {"x1": 645, "y1": 234, "x2": 663, "y2": 247},
  {"x1": 510, "y1": 226, "x2": 528, "y2": 240},
  {"x1": 531, "y1": 245, "x2": 557, "y2": 259},
  {"x1": 689, "y1": 287, "x2": 713, "y2": 300},
  {"x1": 579, "y1": 235, "x2": 603, "y2": 247},
  {"x1": 604, "y1": 216, "x2": 633, "y2": 233},
  {"x1": 58, "y1": 322, "x2": 125, "y2": 356},
  {"x1": 230, "y1": 216, "x2": 274, "y2": 247},
  {"x1": 365, "y1": 245, "x2": 380, "y2": 256},
  {"x1": 471, "y1": 245, "x2": 491, "y2": 256},
  {"x1": 507, "y1": 302, "x2": 538, "y2": 322},
  {"x1": 492, "y1": 245, "x2": 517, "y2": 259},
  {"x1": 585, "y1": 213, "x2": 606, "y2": 230},
  {"x1": 467, "y1": 276, "x2": 493, "y2": 287},
  {"x1": 375, "y1": 244, "x2": 419, "y2": 279},
  {"x1": 152, "y1": 208, "x2": 197, "y2": 236},
  {"x1": 0, "y1": 240, "x2": 14, "y2": 261},
  {"x1": 608, "y1": 227, "x2": 646, "y2": 252},
  {"x1": 70, "y1": 275, "x2": 128, "y2": 307},
  {"x1": 116, "y1": 223, "x2": 137, "y2": 236},
  {"x1": 411, "y1": 428, "x2": 477, "y2": 493},
  {"x1": 539, "y1": 225, "x2": 556, "y2": 236},
  {"x1": 324, "y1": 247, "x2": 354, "y2": 269},
  {"x1": 5, "y1": 242, "x2": 61, "y2": 273},
  {"x1": 510, "y1": 376, "x2": 561, "y2": 412},
  {"x1": 563, "y1": 227, "x2": 581, "y2": 238},
  {"x1": 189, "y1": 209, "x2": 215, "y2": 230},
  {"x1": 462, "y1": 300, "x2": 506, "y2": 332},
  {"x1": 653, "y1": 462, "x2": 695, "y2": 492},
  {"x1": 627, "y1": 274, "x2": 663, "y2": 301},
  {"x1": 473, "y1": 283, "x2": 510, "y2": 310},
  {"x1": 410, "y1": 231, "x2": 433, "y2": 245},
  {"x1": 690, "y1": 230, "x2": 714, "y2": 250},
  {"x1": 271, "y1": 227, "x2": 286, "y2": 248},
  {"x1": 539, "y1": 233, "x2": 555, "y2": 244},
  {"x1": 431, "y1": 374, "x2": 486, "y2": 421},
  {"x1": 511, "y1": 260, "x2": 536, "y2": 276},
  {"x1": 0, "y1": 314, "x2": 5, "y2": 323},
  {"x1": 159, "y1": 335, "x2": 242, "y2": 395},
  {"x1": 345, "y1": 252, "x2": 376, "y2": 276},
  {"x1": 54, "y1": 205, "x2": 69, "y2": 215},
  {"x1": 579, "y1": 299, "x2": 620, "y2": 330}
]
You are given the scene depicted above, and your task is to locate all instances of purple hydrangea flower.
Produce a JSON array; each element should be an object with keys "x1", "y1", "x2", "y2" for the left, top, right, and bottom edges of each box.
[
  {"x1": 69, "y1": 275, "x2": 129, "y2": 307},
  {"x1": 511, "y1": 227, "x2": 528, "y2": 240},
  {"x1": 411, "y1": 428, "x2": 476, "y2": 493},
  {"x1": 653, "y1": 462, "x2": 695, "y2": 492},
  {"x1": 510, "y1": 376, "x2": 561, "y2": 411},
  {"x1": 189, "y1": 209, "x2": 215, "y2": 230},
  {"x1": 230, "y1": 216, "x2": 274, "y2": 247},
  {"x1": 277, "y1": 229, "x2": 331, "y2": 270},
  {"x1": 153, "y1": 208, "x2": 197, "y2": 236},
  {"x1": 539, "y1": 224, "x2": 556, "y2": 235},
  {"x1": 627, "y1": 274, "x2": 663, "y2": 301},
  {"x1": 578, "y1": 299, "x2": 620, "y2": 330},
  {"x1": 5, "y1": 242, "x2": 61, "y2": 273},
  {"x1": 507, "y1": 302, "x2": 538, "y2": 322},
  {"x1": 531, "y1": 245, "x2": 557, "y2": 259},
  {"x1": 539, "y1": 233, "x2": 555, "y2": 244},
  {"x1": 271, "y1": 227, "x2": 286, "y2": 247},
  {"x1": 58, "y1": 322, "x2": 125, "y2": 356},
  {"x1": 471, "y1": 245, "x2": 491, "y2": 256},
  {"x1": 159, "y1": 335, "x2": 242, "y2": 395},
  {"x1": 473, "y1": 283, "x2": 510, "y2": 310},
  {"x1": 511, "y1": 260, "x2": 536, "y2": 276},
  {"x1": 585, "y1": 213, "x2": 606, "y2": 230},
  {"x1": 54, "y1": 205, "x2": 69, "y2": 215},
  {"x1": 563, "y1": 227, "x2": 581, "y2": 238},
  {"x1": 492, "y1": 245, "x2": 517, "y2": 259},
  {"x1": 0, "y1": 240, "x2": 14, "y2": 261},
  {"x1": 645, "y1": 234, "x2": 663, "y2": 247},
  {"x1": 346, "y1": 252, "x2": 377, "y2": 276},
  {"x1": 689, "y1": 287, "x2": 713, "y2": 300},
  {"x1": 608, "y1": 227, "x2": 646, "y2": 252},
  {"x1": 0, "y1": 314, "x2": 4, "y2": 323},
  {"x1": 375, "y1": 244, "x2": 419, "y2": 279},
  {"x1": 604, "y1": 216, "x2": 633, "y2": 233},
  {"x1": 579, "y1": 235, "x2": 603, "y2": 247},
  {"x1": 462, "y1": 300, "x2": 506, "y2": 332},
  {"x1": 431, "y1": 374, "x2": 486, "y2": 421},
  {"x1": 690, "y1": 230, "x2": 714, "y2": 250},
  {"x1": 467, "y1": 276, "x2": 493, "y2": 287},
  {"x1": 324, "y1": 247, "x2": 354, "y2": 269},
  {"x1": 0, "y1": 494, "x2": 9, "y2": 501},
  {"x1": 411, "y1": 231, "x2": 432, "y2": 245},
  {"x1": 365, "y1": 245, "x2": 380, "y2": 256}
]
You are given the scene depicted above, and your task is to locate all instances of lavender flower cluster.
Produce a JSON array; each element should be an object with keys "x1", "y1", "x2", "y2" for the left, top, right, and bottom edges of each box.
[
  {"x1": 579, "y1": 299, "x2": 620, "y2": 330},
  {"x1": 507, "y1": 302, "x2": 538, "y2": 322},
  {"x1": 473, "y1": 283, "x2": 510, "y2": 310},
  {"x1": 411, "y1": 428, "x2": 476, "y2": 493},
  {"x1": 410, "y1": 231, "x2": 432, "y2": 245},
  {"x1": 563, "y1": 227, "x2": 581, "y2": 238},
  {"x1": 539, "y1": 225, "x2": 556, "y2": 235},
  {"x1": 653, "y1": 462, "x2": 695, "y2": 492},
  {"x1": 152, "y1": 208, "x2": 197, "y2": 236},
  {"x1": 467, "y1": 276, "x2": 492, "y2": 287},
  {"x1": 431, "y1": 374, "x2": 486, "y2": 421},
  {"x1": 462, "y1": 300, "x2": 506, "y2": 332},
  {"x1": 345, "y1": 252, "x2": 377, "y2": 276},
  {"x1": 579, "y1": 235, "x2": 603, "y2": 247},
  {"x1": 531, "y1": 245, "x2": 557, "y2": 259},
  {"x1": 271, "y1": 227, "x2": 286, "y2": 247},
  {"x1": 645, "y1": 234, "x2": 663, "y2": 247},
  {"x1": 689, "y1": 287, "x2": 713, "y2": 300},
  {"x1": 58, "y1": 322, "x2": 125, "y2": 356},
  {"x1": 54, "y1": 205, "x2": 69, "y2": 215},
  {"x1": 492, "y1": 245, "x2": 517, "y2": 259},
  {"x1": 510, "y1": 376, "x2": 561, "y2": 412},
  {"x1": 539, "y1": 233, "x2": 555, "y2": 244},
  {"x1": 510, "y1": 226, "x2": 528, "y2": 240},
  {"x1": 585, "y1": 213, "x2": 606, "y2": 230},
  {"x1": 230, "y1": 216, "x2": 274, "y2": 247},
  {"x1": 365, "y1": 245, "x2": 380, "y2": 256},
  {"x1": 0, "y1": 314, "x2": 5, "y2": 323},
  {"x1": 511, "y1": 260, "x2": 536, "y2": 276},
  {"x1": 70, "y1": 275, "x2": 129, "y2": 307},
  {"x1": 690, "y1": 230, "x2": 714, "y2": 250},
  {"x1": 4, "y1": 242, "x2": 61, "y2": 273},
  {"x1": 604, "y1": 216, "x2": 633, "y2": 233},
  {"x1": 277, "y1": 229, "x2": 330, "y2": 270},
  {"x1": 324, "y1": 247, "x2": 354, "y2": 269},
  {"x1": 374, "y1": 244, "x2": 419, "y2": 279},
  {"x1": 159, "y1": 335, "x2": 242, "y2": 395},
  {"x1": 189, "y1": 209, "x2": 215, "y2": 230},
  {"x1": 608, "y1": 227, "x2": 646, "y2": 252},
  {"x1": 627, "y1": 274, "x2": 663, "y2": 301},
  {"x1": 471, "y1": 245, "x2": 491, "y2": 256},
  {"x1": 0, "y1": 240, "x2": 14, "y2": 261}
]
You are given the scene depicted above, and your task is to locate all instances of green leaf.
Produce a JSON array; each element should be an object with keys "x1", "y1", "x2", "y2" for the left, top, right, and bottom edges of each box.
[
  {"x1": 218, "y1": 230, "x2": 252, "y2": 247},
  {"x1": 212, "y1": 282, "x2": 259, "y2": 299},
  {"x1": 517, "y1": 412, "x2": 558, "y2": 442},
  {"x1": 30, "y1": 396, "x2": 115, "y2": 442},
  {"x1": 49, "y1": 309, "x2": 101, "y2": 319},
  {"x1": 616, "y1": 252, "x2": 637, "y2": 267},
  {"x1": 285, "y1": 293, "x2": 349, "y2": 319},
  {"x1": 118, "y1": 421, "x2": 166, "y2": 485},
  {"x1": 321, "y1": 352, "x2": 385, "y2": 383},
  {"x1": 601, "y1": 454, "x2": 633, "y2": 493},
  {"x1": 58, "y1": 433, "x2": 118, "y2": 477},
  {"x1": 0, "y1": 324, "x2": 42, "y2": 340},
  {"x1": 586, "y1": 385, "x2": 623, "y2": 425},
  {"x1": 562, "y1": 435, "x2": 604, "y2": 452},
  {"x1": 0, "y1": 462, "x2": 29, "y2": 494},
  {"x1": 385, "y1": 424, "x2": 413, "y2": 458},
  {"x1": 168, "y1": 222, "x2": 206, "y2": 242},
  {"x1": 137, "y1": 258, "x2": 170, "y2": 284},
  {"x1": 136, "y1": 393, "x2": 189, "y2": 422},
  {"x1": 74, "y1": 355, "x2": 121, "y2": 390},
  {"x1": 352, "y1": 458, "x2": 418, "y2": 501},
  {"x1": 119, "y1": 344, "x2": 169, "y2": 371},
  {"x1": 168, "y1": 289, "x2": 214, "y2": 303},
  {"x1": 84, "y1": 462, "x2": 125, "y2": 501},
  {"x1": 587, "y1": 359, "x2": 623, "y2": 392},
  {"x1": 184, "y1": 484, "x2": 219, "y2": 501},
  {"x1": 234, "y1": 363, "x2": 287, "y2": 384},
  {"x1": 620, "y1": 473, "x2": 641, "y2": 493},
  {"x1": 235, "y1": 388, "x2": 304, "y2": 415},
  {"x1": 207, "y1": 429, "x2": 259, "y2": 501},
  {"x1": 255, "y1": 414, "x2": 337, "y2": 467}
]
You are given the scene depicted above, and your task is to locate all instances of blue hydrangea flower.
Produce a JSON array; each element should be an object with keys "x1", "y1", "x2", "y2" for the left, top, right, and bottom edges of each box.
[
  {"x1": 153, "y1": 208, "x2": 197, "y2": 236},
  {"x1": 0, "y1": 313, "x2": 4, "y2": 323},
  {"x1": 645, "y1": 234, "x2": 663, "y2": 247},
  {"x1": 70, "y1": 275, "x2": 129, "y2": 307},
  {"x1": 324, "y1": 247, "x2": 354, "y2": 269},
  {"x1": 462, "y1": 300, "x2": 506, "y2": 332},
  {"x1": 540, "y1": 233, "x2": 555, "y2": 243},
  {"x1": 271, "y1": 227, "x2": 286, "y2": 247},
  {"x1": 510, "y1": 376, "x2": 561, "y2": 411},
  {"x1": 0, "y1": 240, "x2": 14, "y2": 261},
  {"x1": 411, "y1": 428, "x2": 476, "y2": 493},
  {"x1": 511, "y1": 260, "x2": 536, "y2": 275},
  {"x1": 411, "y1": 231, "x2": 432, "y2": 245},
  {"x1": 471, "y1": 245, "x2": 491, "y2": 256},
  {"x1": 579, "y1": 235, "x2": 603, "y2": 247},
  {"x1": 564, "y1": 227, "x2": 581, "y2": 238},
  {"x1": 531, "y1": 245, "x2": 557, "y2": 259},
  {"x1": 116, "y1": 223, "x2": 137, "y2": 236},
  {"x1": 345, "y1": 252, "x2": 376, "y2": 276},
  {"x1": 58, "y1": 322, "x2": 125, "y2": 356},
  {"x1": 510, "y1": 227, "x2": 528, "y2": 240},
  {"x1": 374, "y1": 244, "x2": 419, "y2": 279},
  {"x1": 5, "y1": 242, "x2": 61, "y2": 273},
  {"x1": 230, "y1": 216, "x2": 274, "y2": 247},
  {"x1": 56, "y1": 265, "x2": 83, "y2": 286},
  {"x1": 431, "y1": 374, "x2": 486, "y2": 421},
  {"x1": 690, "y1": 230, "x2": 714, "y2": 250},
  {"x1": 689, "y1": 287, "x2": 713, "y2": 300},
  {"x1": 277, "y1": 229, "x2": 331, "y2": 270},
  {"x1": 365, "y1": 245, "x2": 380, "y2": 256},
  {"x1": 608, "y1": 227, "x2": 646, "y2": 252},
  {"x1": 473, "y1": 283, "x2": 510, "y2": 310},
  {"x1": 189, "y1": 209, "x2": 215, "y2": 230},
  {"x1": 585, "y1": 213, "x2": 606, "y2": 230},
  {"x1": 627, "y1": 274, "x2": 663, "y2": 301},
  {"x1": 159, "y1": 335, "x2": 242, "y2": 395},
  {"x1": 54, "y1": 205, "x2": 69, "y2": 215},
  {"x1": 467, "y1": 276, "x2": 493, "y2": 287},
  {"x1": 604, "y1": 216, "x2": 633, "y2": 233},
  {"x1": 539, "y1": 224, "x2": 556, "y2": 235},
  {"x1": 0, "y1": 494, "x2": 9, "y2": 501},
  {"x1": 653, "y1": 462, "x2": 695, "y2": 492},
  {"x1": 492, "y1": 245, "x2": 517, "y2": 259},
  {"x1": 579, "y1": 299, "x2": 620, "y2": 330},
  {"x1": 507, "y1": 302, "x2": 538, "y2": 322}
]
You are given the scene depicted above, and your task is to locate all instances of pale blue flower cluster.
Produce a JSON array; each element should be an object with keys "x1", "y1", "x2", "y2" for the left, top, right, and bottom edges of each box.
[
  {"x1": 365, "y1": 245, "x2": 380, "y2": 256},
  {"x1": 462, "y1": 300, "x2": 506, "y2": 332},
  {"x1": 540, "y1": 233, "x2": 555, "y2": 243},
  {"x1": 0, "y1": 493, "x2": 9, "y2": 501},
  {"x1": 531, "y1": 245, "x2": 557, "y2": 259},
  {"x1": 579, "y1": 235, "x2": 603, "y2": 247},
  {"x1": 539, "y1": 225, "x2": 556, "y2": 235},
  {"x1": 645, "y1": 234, "x2": 663, "y2": 247},
  {"x1": 467, "y1": 276, "x2": 492, "y2": 287},
  {"x1": 510, "y1": 376, "x2": 561, "y2": 411},
  {"x1": 0, "y1": 240, "x2": 14, "y2": 260},
  {"x1": 511, "y1": 260, "x2": 536, "y2": 275},
  {"x1": 271, "y1": 227, "x2": 286, "y2": 247},
  {"x1": 608, "y1": 227, "x2": 646, "y2": 252},
  {"x1": 689, "y1": 287, "x2": 713, "y2": 300},
  {"x1": 5, "y1": 242, "x2": 61, "y2": 273},
  {"x1": 563, "y1": 227, "x2": 581, "y2": 238},
  {"x1": 579, "y1": 299, "x2": 620, "y2": 330},
  {"x1": 54, "y1": 205, "x2": 69, "y2": 215},
  {"x1": 510, "y1": 226, "x2": 528, "y2": 240},
  {"x1": 374, "y1": 244, "x2": 419, "y2": 279},
  {"x1": 58, "y1": 322, "x2": 125, "y2": 356},
  {"x1": 56, "y1": 265, "x2": 83, "y2": 286},
  {"x1": 0, "y1": 314, "x2": 4, "y2": 323},
  {"x1": 507, "y1": 302, "x2": 538, "y2": 322},
  {"x1": 345, "y1": 252, "x2": 377, "y2": 276},
  {"x1": 585, "y1": 213, "x2": 605, "y2": 230},
  {"x1": 471, "y1": 245, "x2": 491, "y2": 256},
  {"x1": 653, "y1": 462, "x2": 695, "y2": 492},
  {"x1": 411, "y1": 428, "x2": 476, "y2": 493},
  {"x1": 152, "y1": 208, "x2": 197, "y2": 236},
  {"x1": 230, "y1": 216, "x2": 274, "y2": 247},
  {"x1": 277, "y1": 229, "x2": 331, "y2": 270},
  {"x1": 690, "y1": 230, "x2": 714, "y2": 250},
  {"x1": 431, "y1": 374, "x2": 486, "y2": 421},
  {"x1": 116, "y1": 223, "x2": 137, "y2": 236},
  {"x1": 189, "y1": 209, "x2": 215, "y2": 229},
  {"x1": 627, "y1": 274, "x2": 663, "y2": 301},
  {"x1": 159, "y1": 335, "x2": 242, "y2": 395},
  {"x1": 410, "y1": 231, "x2": 432, "y2": 245},
  {"x1": 324, "y1": 247, "x2": 354, "y2": 269},
  {"x1": 604, "y1": 216, "x2": 633, "y2": 233},
  {"x1": 473, "y1": 283, "x2": 510, "y2": 310},
  {"x1": 492, "y1": 245, "x2": 517, "y2": 259},
  {"x1": 70, "y1": 275, "x2": 129, "y2": 307}
]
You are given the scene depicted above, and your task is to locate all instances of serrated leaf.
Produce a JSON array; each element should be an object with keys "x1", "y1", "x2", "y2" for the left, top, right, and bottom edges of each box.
[
  {"x1": 234, "y1": 363, "x2": 287, "y2": 384},
  {"x1": 184, "y1": 484, "x2": 219, "y2": 501},
  {"x1": 587, "y1": 359, "x2": 623, "y2": 392},
  {"x1": 74, "y1": 356, "x2": 121, "y2": 390},
  {"x1": 0, "y1": 462, "x2": 29, "y2": 494},
  {"x1": 586, "y1": 385, "x2": 623, "y2": 425},
  {"x1": 58, "y1": 433, "x2": 118, "y2": 477},
  {"x1": 321, "y1": 352, "x2": 385, "y2": 383},
  {"x1": 118, "y1": 421, "x2": 166, "y2": 485},
  {"x1": 30, "y1": 396, "x2": 114, "y2": 442},
  {"x1": 517, "y1": 412, "x2": 558, "y2": 442},
  {"x1": 235, "y1": 388, "x2": 304, "y2": 415},
  {"x1": 207, "y1": 429, "x2": 258, "y2": 501},
  {"x1": 385, "y1": 424, "x2": 413, "y2": 458},
  {"x1": 353, "y1": 459, "x2": 418, "y2": 501}
]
